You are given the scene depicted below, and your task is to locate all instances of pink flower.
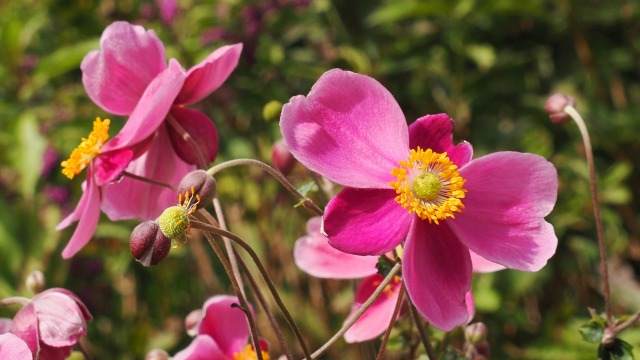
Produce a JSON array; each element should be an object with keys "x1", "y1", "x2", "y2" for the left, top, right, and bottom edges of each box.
[
  {"x1": 173, "y1": 295, "x2": 268, "y2": 360},
  {"x1": 80, "y1": 21, "x2": 241, "y2": 220},
  {"x1": 0, "y1": 333, "x2": 32, "y2": 360},
  {"x1": 9, "y1": 288, "x2": 92, "y2": 360},
  {"x1": 280, "y1": 69, "x2": 558, "y2": 331}
]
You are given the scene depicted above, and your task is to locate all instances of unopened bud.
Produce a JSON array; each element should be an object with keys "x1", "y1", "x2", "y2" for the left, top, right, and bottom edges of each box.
[
  {"x1": 545, "y1": 93, "x2": 576, "y2": 125},
  {"x1": 465, "y1": 322, "x2": 488, "y2": 345},
  {"x1": 26, "y1": 270, "x2": 45, "y2": 293},
  {"x1": 178, "y1": 170, "x2": 217, "y2": 209},
  {"x1": 272, "y1": 139, "x2": 296, "y2": 175},
  {"x1": 145, "y1": 349, "x2": 170, "y2": 360},
  {"x1": 130, "y1": 221, "x2": 172, "y2": 266},
  {"x1": 185, "y1": 309, "x2": 203, "y2": 336}
]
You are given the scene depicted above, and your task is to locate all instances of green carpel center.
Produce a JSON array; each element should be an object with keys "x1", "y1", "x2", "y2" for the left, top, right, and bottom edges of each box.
[{"x1": 412, "y1": 173, "x2": 441, "y2": 201}]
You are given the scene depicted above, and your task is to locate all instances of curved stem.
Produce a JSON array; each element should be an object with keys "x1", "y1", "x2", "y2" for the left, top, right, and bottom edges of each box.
[
  {"x1": 207, "y1": 199, "x2": 245, "y2": 296},
  {"x1": 376, "y1": 284, "x2": 405, "y2": 360},
  {"x1": 0, "y1": 296, "x2": 30, "y2": 306},
  {"x1": 166, "y1": 113, "x2": 208, "y2": 169},
  {"x1": 407, "y1": 292, "x2": 436, "y2": 360},
  {"x1": 563, "y1": 105, "x2": 612, "y2": 325},
  {"x1": 191, "y1": 221, "x2": 312, "y2": 359},
  {"x1": 122, "y1": 171, "x2": 176, "y2": 191},
  {"x1": 206, "y1": 159, "x2": 324, "y2": 216},
  {"x1": 202, "y1": 231, "x2": 263, "y2": 360}
]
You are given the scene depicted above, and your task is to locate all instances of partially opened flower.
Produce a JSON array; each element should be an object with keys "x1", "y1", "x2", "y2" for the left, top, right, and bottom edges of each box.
[
  {"x1": 280, "y1": 69, "x2": 558, "y2": 331},
  {"x1": 173, "y1": 295, "x2": 268, "y2": 360},
  {"x1": 10, "y1": 288, "x2": 92, "y2": 360},
  {"x1": 81, "y1": 21, "x2": 242, "y2": 221}
]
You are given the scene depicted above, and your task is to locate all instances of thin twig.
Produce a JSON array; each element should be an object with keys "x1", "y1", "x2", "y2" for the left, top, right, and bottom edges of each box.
[
  {"x1": 376, "y1": 285, "x2": 405, "y2": 360},
  {"x1": 407, "y1": 293, "x2": 436, "y2": 360},
  {"x1": 564, "y1": 105, "x2": 612, "y2": 325},
  {"x1": 206, "y1": 159, "x2": 324, "y2": 216},
  {"x1": 0, "y1": 296, "x2": 30, "y2": 306},
  {"x1": 122, "y1": 171, "x2": 176, "y2": 191}
]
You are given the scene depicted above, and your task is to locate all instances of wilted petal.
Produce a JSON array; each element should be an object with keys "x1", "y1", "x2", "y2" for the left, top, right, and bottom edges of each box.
[
  {"x1": 168, "y1": 107, "x2": 218, "y2": 166},
  {"x1": 344, "y1": 274, "x2": 402, "y2": 343},
  {"x1": 294, "y1": 217, "x2": 378, "y2": 279},
  {"x1": 173, "y1": 335, "x2": 227, "y2": 360},
  {"x1": 403, "y1": 221, "x2": 472, "y2": 332},
  {"x1": 81, "y1": 21, "x2": 166, "y2": 115},
  {"x1": 324, "y1": 188, "x2": 411, "y2": 256},
  {"x1": 175, "y1": 44, "x2": 243, "y2": 105},
  {"x1": 451, "y1": 152, "x2": 558, "y2": 271},
  {"x1": 60, "y1": 171, "x2": 102, "y2": 259},
  {"x1": 408, "y1": 114, "x2": 473, "y2": 167},
  {"x1": 280, "y1": 69, "x2": 409, "y2": 188},
  {"x1": 0, "y1": 333, "x2": 32, "y2": 360},
  {"x1": 197, "y1": 296, "x2": 251, "y2": 356}
]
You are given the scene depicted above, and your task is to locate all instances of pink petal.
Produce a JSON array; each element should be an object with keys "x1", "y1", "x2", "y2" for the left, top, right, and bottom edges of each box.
[
  {"x1": 173, "y1": 335, "x2": 227, "y2": 360},
  {"x1": 92, "y1": 148, "x2": 134, "y2": 186},
  {"x1": 0, "y1": 333, "x2": 33, "y2": 360},
  {"x1": 101, "y1": 125, "x2": 194, "y2": 221},
  {"x1": 81, "y1": 21, "x2": 166, "y2": 115},
  {"x1": 32, "y1": 291, "x2": 87, "y2": 347},
  {"x1": 10, "y1": 303, "x2": 39, "y2": 356},
  {"x1": 102, "y1": 59, "x2": 186, "y2": 152},
  {"x1": 197, "y1": 296, "x2": 251, "y2": 356},
  {"x1": 38, "y1": 343, "x2": 72, "y2": 360},
  {"x1": 450, "y1": 152, "x2": 558, "y2": 271},
  {"x1": 408, "y1": 114, "x2": 473, "y2": 167},
  {"x1": 43, "y1": 289, "x2": 92, "y2": 322},
  {"x1": 0, "y1": 319, "x2": 12, "y2": 334},
  {"x1": 403, "y1": 221, "x2": 472, "y2": 332},
  {"x1": 324, "y1": 188, "x2": 411, "y2": 256},
  {"x1": 344, "y1": 274, "x2": 402, "y2": 343},
  {"x1": 294, "y1": 217, "x2": 378, "y2": 279},
  {"x1": 60, "y1": 170, "x2": 102, "y2": 259},
  {"x1": 470, "y1": 251, "x2": 505, "y2": 273},
  {"x1": 157, "y1": 0, "x2": 178, "y2": 24},
  {"x1": 167, "y1": 107, "x2": 218, "y2": 166},
  {"x1": 280, "y1": 69, "x2": 409, "y2": 188},
  {"x1": 465, "y1": 291, "x2": 475, "y2": 322},
  {"x1": 175, "y1": 44, "x2": 243, "y2": 105}
]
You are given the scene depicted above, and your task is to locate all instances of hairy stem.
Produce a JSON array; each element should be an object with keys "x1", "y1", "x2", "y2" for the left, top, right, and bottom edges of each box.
[
  {"x1": 122, "y1": 171, "x2": 176, "y2": 191},
  {"x1": 376, "y1": 284, "x2": 405, "y2": 360}
]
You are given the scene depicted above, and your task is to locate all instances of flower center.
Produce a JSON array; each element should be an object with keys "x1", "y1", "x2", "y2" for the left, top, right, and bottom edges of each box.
[
  {"x1": 389, "y1": 147, "x2": 466, "y2": 224},
  {"x1": 158, "y1": 187, "x2": 201, "y2": 247},
  {"x1": 61, "y1": 117, "x2": 110, "y2": 179},
  {"x1": 233, "y1": 344, "x2": 270, "y2": 360}
]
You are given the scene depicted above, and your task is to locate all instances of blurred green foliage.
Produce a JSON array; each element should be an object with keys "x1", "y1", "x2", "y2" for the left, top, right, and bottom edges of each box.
[{"x1": 1, "y1": 0, "x2": 640, "y2": 358}]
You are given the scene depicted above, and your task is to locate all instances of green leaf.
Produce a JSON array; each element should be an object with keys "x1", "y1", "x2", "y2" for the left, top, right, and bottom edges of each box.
[
  {"x1": 293, "y1": 181, "x2": 318, "y2": 208},
  {"x1": 30, "y1": 38, "x2": 99, "y2": 89},
  {"x1": 14, "y1": 112, "x2": 46, "y2": 199},
  {"x1": 599, "y1": 339, "x2": 635, "y2": 360},
  {"x1": 579, "y1": 321, "x2": 605, "y2": 344}
]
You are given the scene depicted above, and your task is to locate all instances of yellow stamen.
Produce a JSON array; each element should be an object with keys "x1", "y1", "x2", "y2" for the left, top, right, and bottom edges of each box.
[
  {"x1": 158, "y1": 187, "x2": 202, "y2": 248},
  {"x1": 389, "y1": 147, "x2": 466, "y2": 224},
  {"x1": 61, "y1": 117, "x2": 110, "y2": 179},
  {"x1": 233, "y1": 344, "x2": 270, "y2": 360}
]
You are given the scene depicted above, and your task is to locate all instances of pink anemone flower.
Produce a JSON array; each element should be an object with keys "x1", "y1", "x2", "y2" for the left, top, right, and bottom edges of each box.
[
  {"x1": 80, "y1": 21, "x2": 242, "y2": 220},
  {"x1": 9, "y1": 288, "x2": 92, "y2": 360},
  {"x1": 0, "y1": 333, "x2": 32, "y2": 360},
  {"x1": 173, "y1": 295, "x2": 268, "y2": 360},
  {"x1": 280, "y1": 69, "x2": 558, "y2": 331}
]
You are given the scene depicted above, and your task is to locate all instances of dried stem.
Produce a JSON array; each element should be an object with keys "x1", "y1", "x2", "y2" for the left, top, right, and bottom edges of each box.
[
  {"x1": 375, "y1": 284, "x2": 406, "y2": 360},
  {"x1": 407, "y1": 293, "x2": 436, "y2": 360},
  {"x1": 206, "y1": 159, "x2": 324, "y2": 216},
  {"x1": 563, "y1": 105, "x2": 612, "y2": 324},
  {"x1": 122, "y1": 171, "x2": 176, "y2": 191}
]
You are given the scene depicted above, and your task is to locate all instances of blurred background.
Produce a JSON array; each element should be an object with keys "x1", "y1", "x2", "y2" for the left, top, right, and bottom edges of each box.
[{"x1": 1, "y1": 0, "x2": 640, "y2": 358}]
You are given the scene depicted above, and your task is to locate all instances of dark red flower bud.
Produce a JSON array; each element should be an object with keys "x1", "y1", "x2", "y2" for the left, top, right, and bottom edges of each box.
[
  {"x1": 130, "y1": 221, "x2": 171, "y2": 266},
  {"x1": 272, "y1": 139, "x2": 296, "y2": 175},
  {"x1": 177, "y1": 170, "x2": 217, "y2": 209},
  {"x1": 545, "y1": 93, "x2": 576, "y2": 125}
]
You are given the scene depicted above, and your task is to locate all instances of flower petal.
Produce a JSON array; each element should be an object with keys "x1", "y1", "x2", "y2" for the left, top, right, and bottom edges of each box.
[
  {"x1": 450, "y1": 152, "x2": 558, "y2": 271},
  {"x1": 167, "y1": 107, "x2": 218, "y2": 166},
  {"x1": 344, "y1": 274, "x2": 402, "y2": 343},
  {"x1": 0, "y1": 333, "x2": 33, "y2": 360},
  {"x1": 470, "y1": 251, "x2": 505, "y2": 273},
  {"x1": 175, "y1": 43, "x2": 243, "y2": 105},
  {"x1": 173, "y1": 335, "x2": 227, "y2": 360},
  {"x1": 280, "y1": 69, "x2": 409, "y2": 188},
  {"x1": 324, "y1": 188, "x2": 411, "y2": 256},
  {"x1": 294, "y1": 217, "x2": 378, "y2": 279},
  {"x1": 102, "y1": 59, "x2": 186, "y2": 153},
  {"x1": 10, "y1": 302, "x2": 39, "y2": 356},
  {"x1": 32, "y1": 291, "x2": 87, "y2": 347},
  {"x1": 60, "y1": 170, "x2": 102, "y2": 259},
  {"x1": 101, "y1": 125, "x2": 194, "y2": 221},
  {"x1": 81, "y1": 21, "x2": 166, "y2": 115},
  {"x1": 403, "y1": 221, "x2": 472, "y2": 331},
  {"x1": 92, "y1": 148, "x2": 134, "y2": 186},
  {"x1": 408, "y1": 114, "x2": 473, "y2": 167},
  {"x1": 197, "y1": 296, "x2": 251, "y2": 356},
  {"x1": 0, "y1": 319, "x2": 12, "y2": 334}
]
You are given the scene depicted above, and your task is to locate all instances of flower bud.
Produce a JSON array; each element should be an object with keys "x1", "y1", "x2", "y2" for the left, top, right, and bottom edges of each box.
[
  {"x1": 465, "y1": 322, "x2": 488, "y2": 345},
  {"x1": 185, "y1": 309, "x2": 202, "y2": 336},
  {"x1": 178, "y1": 170, "x2": 217, "y2": 209},
  {"x1": 25, "y1": 270, "x2": 45, "y2": 294},
  {"x1": 545, "y1": 93, "x2": 576, "y2": 125},
  {"x1": 272, "y1": 139, "x2": 296, "y2": 175},
  {"x1": 145, "y1": 348, "x2": 170, "y2": 360},
  {"x1": 130, "y1": 221, "x2": 172, "y2": 266}
]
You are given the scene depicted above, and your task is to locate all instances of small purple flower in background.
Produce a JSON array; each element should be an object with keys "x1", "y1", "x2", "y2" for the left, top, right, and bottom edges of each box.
[
  {"x1": 9, "y1": 288, "x2": 92, "y2": 360},
  {"x1": 280, "y1": 69, "x2": 558, "y2": 331},
  {"x1": 173, "y1": 295, "x2": 269, "y2": 360},
  {"x1": 80, "y1": 21, "x2": 241, "y2": 221},
  {"x1": 156, "y1": 0, "x2": 178, "y2": 24},
  {"x1": 0, "y1": 333, "x2": 32, "y2": 359}
]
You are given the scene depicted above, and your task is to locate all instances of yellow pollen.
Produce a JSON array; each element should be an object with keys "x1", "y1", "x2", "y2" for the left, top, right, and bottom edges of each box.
[
  {"x1": 233, "y1": 344, "x2": 270, "y2": 360},
  {"x1": 61, "y1": 117, "x2": 110, "y2": 179},
  {"x1": 389, "y1": 147, "x2": 466, "y2": 224}
]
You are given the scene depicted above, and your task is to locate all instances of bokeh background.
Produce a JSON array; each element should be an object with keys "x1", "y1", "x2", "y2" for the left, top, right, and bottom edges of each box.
[{"x1": 1, "y1": 0, "x2": 640, "y2": 358}]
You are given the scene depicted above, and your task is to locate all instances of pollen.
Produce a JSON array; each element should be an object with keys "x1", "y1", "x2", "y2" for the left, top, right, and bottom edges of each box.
[
  {"x1": 61, "y1": 117, "x2": 110, "y2": 179},
  {"x1": 158, "y1": 187, "x2": 201, "y2": 247},
  {"x1": 233, "y1": 344, "x2": 270, "y2": 360},
  {"x1": 389, "y1": 147, "x2": 466, "y2": 224}
]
